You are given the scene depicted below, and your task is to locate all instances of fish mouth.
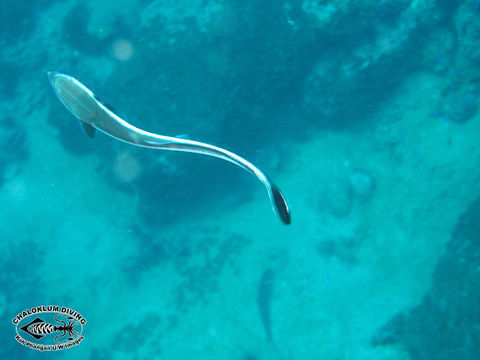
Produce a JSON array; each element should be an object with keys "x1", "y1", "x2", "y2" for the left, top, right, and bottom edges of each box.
[{"x1": 47, "y1": 71, "x2": 60, "y2": 86}]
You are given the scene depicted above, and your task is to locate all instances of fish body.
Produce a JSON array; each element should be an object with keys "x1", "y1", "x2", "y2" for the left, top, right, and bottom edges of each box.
[
  {"x1": 257, "y1": 269, "x2": 275, "y2": 342},
  {"x1": 47, "y1": 72, "x2": 291, "y2": 224}
]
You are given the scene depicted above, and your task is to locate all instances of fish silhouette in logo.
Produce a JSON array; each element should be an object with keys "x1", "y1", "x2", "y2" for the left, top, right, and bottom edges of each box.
[{"x1": 20, "y1": 315, "x2": 80, "y2": 343}]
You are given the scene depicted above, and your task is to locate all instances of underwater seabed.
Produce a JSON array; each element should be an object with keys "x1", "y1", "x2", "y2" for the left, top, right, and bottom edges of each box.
[
  {"x1": 1, "y1": 67, "x2": 479, "y2": 360},
  {"x1": 1, "y1": 0, "x2": 480, "y2": 358}
]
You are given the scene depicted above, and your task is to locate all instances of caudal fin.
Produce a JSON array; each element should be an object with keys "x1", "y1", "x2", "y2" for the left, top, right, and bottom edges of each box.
[{"x1": 271, "y1": 184, "x2": 291, "y2": 225}]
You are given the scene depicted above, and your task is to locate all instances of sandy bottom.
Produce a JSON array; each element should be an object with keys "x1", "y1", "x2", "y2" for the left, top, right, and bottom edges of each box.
[{"x1": 2, "y1": 69, "x2": 480, "y2": 360}]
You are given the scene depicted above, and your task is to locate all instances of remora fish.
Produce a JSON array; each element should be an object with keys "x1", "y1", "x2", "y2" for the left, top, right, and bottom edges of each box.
[
  {"x1": 257, "y1": 268, "x2": 275, "y2": 342},
  {"x1": 47, "y1": 72, "x2": 291, "y2": 224}
]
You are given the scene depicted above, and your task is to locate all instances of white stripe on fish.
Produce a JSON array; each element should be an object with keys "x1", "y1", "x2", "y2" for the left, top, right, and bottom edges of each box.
[{"x1": 47, "y1": 72, "x2": 291, "y2": 224}]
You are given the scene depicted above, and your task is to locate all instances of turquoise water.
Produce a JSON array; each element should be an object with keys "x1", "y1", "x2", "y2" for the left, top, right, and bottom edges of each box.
[{"x1": 1, "y1": 1, "x2": 480, "y2": 359}]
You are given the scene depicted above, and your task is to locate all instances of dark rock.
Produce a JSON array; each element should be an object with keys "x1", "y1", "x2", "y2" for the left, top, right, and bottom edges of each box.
[
  {"x1": 372, "y1": 195, "x2": 480, "y2": 360},
  {"x1": 455, "y1": 1, "x2": 480, "y2": 66},
  {"x1": 0, "y1": 61, "x2": 20, "y2": 98},
  {"x1": 62, "y1": 4, "x2": 109, "y2": 56},
  {"x1": 0, "y1": 117, "x2": 27, "y2": 185},
  {"x1": 0, "y1": 0, "x2": 55, "y2": 40},
  {"x1": 302, "y1": 0, "x2": 461, "y2": 129}
]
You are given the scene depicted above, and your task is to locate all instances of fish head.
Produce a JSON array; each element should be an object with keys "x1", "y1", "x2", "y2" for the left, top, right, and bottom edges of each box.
[{"x1": 47, "y1": 71, "x2": 98, "y2": 125}]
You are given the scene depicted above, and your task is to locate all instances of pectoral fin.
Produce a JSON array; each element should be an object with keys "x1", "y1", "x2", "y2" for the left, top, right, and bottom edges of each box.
[{"x1": 80, "y1": 120, "x2": 96, "y2": 138}]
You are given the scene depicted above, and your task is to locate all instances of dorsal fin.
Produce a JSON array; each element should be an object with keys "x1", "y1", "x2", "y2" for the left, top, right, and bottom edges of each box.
[{"x1": 80, "y1": 120, "x2": 96, "y2": 138}]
